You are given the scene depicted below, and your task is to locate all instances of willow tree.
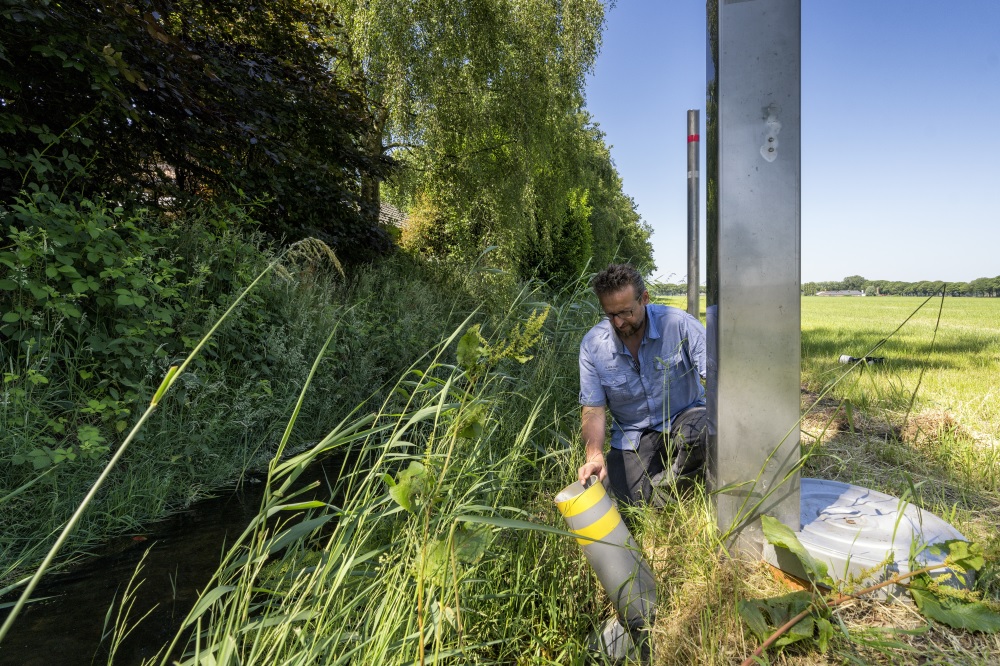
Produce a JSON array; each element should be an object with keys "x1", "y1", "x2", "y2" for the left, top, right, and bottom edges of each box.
[{"x1": 332, "y1": 0, "x2": 651, "y2": 280}]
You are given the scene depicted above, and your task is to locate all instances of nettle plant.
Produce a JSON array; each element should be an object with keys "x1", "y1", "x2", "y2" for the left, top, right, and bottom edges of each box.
[{"x1": 0, "y1": 192, "x2": 210, "y2": 469}]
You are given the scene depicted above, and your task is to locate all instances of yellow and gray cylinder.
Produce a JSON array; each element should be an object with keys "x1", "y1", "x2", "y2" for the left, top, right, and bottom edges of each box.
[{"x1": 555, "y1": 476, "x2": 656, "y2": 628}]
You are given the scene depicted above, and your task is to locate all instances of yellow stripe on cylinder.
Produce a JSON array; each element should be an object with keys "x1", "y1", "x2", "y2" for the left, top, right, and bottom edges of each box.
[
  {"x1": 555, "y1": 476, "x2": 656, "y2": 629},
  {"x1": 556, "y1": 475, "x2": 607, "y2": 518},
  {"x1": 572, "y1": 506, "x2": 621, "y2": 545}
]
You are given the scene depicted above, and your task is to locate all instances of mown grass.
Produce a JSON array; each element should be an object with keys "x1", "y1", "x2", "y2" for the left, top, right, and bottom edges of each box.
[
  {"x1": 794, "y1": 297, "x2": 1000, "y2": 665},
  {"x1": 801, "y1": 296, "x2": 1000, "y2": 438},
  {"x1": 798, "y1": 297, "x2": 1000, "y2": 538},
  {"x1": 652, "y1": 294, "x2": 1000, "y2": 663}
]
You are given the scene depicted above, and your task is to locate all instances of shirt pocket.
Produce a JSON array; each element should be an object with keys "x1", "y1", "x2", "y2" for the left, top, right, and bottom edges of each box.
[
  {"x1": 655, "y1": 352, "x2": 688, "y2": 387},
  {"x1": 600, "y1": 372, "x2": 631, "y2": 402}
]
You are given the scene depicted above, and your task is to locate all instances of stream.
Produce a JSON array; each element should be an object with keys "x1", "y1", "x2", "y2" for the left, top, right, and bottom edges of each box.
[{"x1": 0, "y1": 458, "x2": 339, "y2": 666}]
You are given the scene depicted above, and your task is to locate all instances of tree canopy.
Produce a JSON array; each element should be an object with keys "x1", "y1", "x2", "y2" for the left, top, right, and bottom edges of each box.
[
  {"x1": 2, "y1": 0, "x2": 654, "y2": 276},
  {"x1": 334, "y1": 0, "x2": 654, "y2": 279},
  {"x1": 1, "y1": 0, "x2": 389, "y2": 259}
]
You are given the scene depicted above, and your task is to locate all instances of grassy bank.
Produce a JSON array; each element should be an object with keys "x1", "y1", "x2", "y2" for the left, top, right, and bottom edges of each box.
[
  {"x1": 116, "y1": 294, "x2": 998, "y2": 665},
  {"x1": 121, "y1": 274, "x2": 609, "y2": 664},
  {"x1": 0, "y1": 201, "x2": 485, "y2": 586}
]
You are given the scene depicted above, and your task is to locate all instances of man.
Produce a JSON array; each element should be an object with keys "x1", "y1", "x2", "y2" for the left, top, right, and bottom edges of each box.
[{"x1": 577, "y1": 264, "x2": 708, "y2": 507}]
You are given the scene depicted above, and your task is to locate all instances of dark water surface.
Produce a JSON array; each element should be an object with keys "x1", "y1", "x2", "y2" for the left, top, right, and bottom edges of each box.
[{"x1": 0, "y1": 459, "x2": 339, "y2": 666}]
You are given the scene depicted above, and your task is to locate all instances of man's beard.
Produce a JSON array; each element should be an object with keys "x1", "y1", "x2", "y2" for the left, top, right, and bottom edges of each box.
[{"x1": 614, "y1": 320, "x2": 641, "y2": 338}]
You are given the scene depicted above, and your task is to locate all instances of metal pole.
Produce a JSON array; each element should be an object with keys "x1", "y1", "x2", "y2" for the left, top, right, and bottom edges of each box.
[
  {"x1": 687, "y1": 110, "x2": 700, "y2": 318},
  {"x1": 706, "y1": 0, "x2": 801, "y2": 556}
]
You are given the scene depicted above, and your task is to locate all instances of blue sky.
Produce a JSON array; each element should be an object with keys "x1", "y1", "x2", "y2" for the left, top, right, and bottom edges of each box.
[{"x1": 584, "y1": 1, "x2": 1000, "y2": 284}]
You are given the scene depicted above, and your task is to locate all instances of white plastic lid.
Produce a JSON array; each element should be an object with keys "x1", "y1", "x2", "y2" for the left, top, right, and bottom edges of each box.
[{"x1": 764, "y1": 478, "x2": 971, "y2": 595}]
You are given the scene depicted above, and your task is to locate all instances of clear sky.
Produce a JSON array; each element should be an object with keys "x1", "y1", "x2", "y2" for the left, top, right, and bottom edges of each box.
[{"x1": 584, "y1": 1, "x2": 1000, "y2": 284}]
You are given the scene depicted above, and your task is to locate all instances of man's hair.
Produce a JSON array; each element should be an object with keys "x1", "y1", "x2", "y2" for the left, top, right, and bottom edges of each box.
[{"x1": 591, "y1": 264, "x2": 644, "y2": 299}]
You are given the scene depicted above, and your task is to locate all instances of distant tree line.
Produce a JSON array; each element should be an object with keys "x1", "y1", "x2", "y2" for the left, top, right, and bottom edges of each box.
[
  {"x1": 803, "y1": 275, "x2": 1000, "y2": 297},
  {"x1": 650, "y1": 282, "x2": 704, "y2": 297}
]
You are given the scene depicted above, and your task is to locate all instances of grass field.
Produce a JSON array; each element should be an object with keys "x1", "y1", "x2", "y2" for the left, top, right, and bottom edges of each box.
[
  {"x1": 798, "y1": 296, "x2": 1000, "y2": 587},
  {"x1": 657, "y1": 294, "x2": 998, "y2": 439},
  {"x1": 801, "y1": 296, "x2": 999, "y2": 439},
  {"x1": 650, "y1": 294, "x2": 1000, "y2": 664}
]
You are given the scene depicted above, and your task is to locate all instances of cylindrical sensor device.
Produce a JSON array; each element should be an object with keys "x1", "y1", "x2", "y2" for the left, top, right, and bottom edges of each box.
[{"x1": 555, "y1": 477, "x2": 656, "y2": 628}]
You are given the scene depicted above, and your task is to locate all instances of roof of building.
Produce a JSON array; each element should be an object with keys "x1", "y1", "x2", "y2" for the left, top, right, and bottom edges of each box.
[
  {"x1": 378, "y1": 202, "x2": 407, "y2": 227},
  {"x1": 815, "y1": 290, "x2": 865, "y2": 296}
]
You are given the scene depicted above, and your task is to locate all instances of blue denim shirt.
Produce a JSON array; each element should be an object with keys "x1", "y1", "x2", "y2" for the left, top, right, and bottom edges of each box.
[{"x1": 579, "y1": 304, "x2": 706, "y2": 450}]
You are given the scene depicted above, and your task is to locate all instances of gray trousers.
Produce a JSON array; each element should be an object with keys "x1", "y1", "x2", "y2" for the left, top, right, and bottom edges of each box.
[{"x1": 606, "y1": 406, "x2": 707, "y2": 508}]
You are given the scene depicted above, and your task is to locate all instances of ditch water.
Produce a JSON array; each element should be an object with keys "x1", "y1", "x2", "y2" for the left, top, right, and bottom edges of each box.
[{"x1": 0, "y1": 458, "x2": 341, "y2": 666}]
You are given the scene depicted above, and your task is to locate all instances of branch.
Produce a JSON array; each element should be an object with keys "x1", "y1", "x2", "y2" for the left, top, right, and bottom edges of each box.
[{"x1": 740, "y1": 562, "x2": 952, "y2": 666}]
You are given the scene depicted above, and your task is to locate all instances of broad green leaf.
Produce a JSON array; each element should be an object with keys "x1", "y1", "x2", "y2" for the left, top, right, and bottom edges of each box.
[
  {"x1": 387, "y1": 461, "x2": 430, "y2": 514},
  {"x1": 776, "y1": 614, "x2": 815, "y2": 647},
  {"x1": 761, "y1": 514, "x2": 830, "y2": 583},
  {"x1": 739, "y1": 590, "x2": 814, "y2": 646},
  {"x1": 910, "y1": 582, "x2": 1000, "y2": 632},
  {"x1": 457, "y1": 324, "x2": 486, "y2": 372},
  {"x1": 816, "y1": 617, "x2": 834, "y2": 652},
  {"x1": 737, "y1": 599, "x2": 771, "y2": 641},
  {"x1": 453, "y1": 524, "x2": 491, "y2": 563},
  {"x1": 928, "y1": 540, "x2": 985, "y2": 573},
  {"x1": 415, "y1": 537, "x2": 450, "y2": 584},
  {"x1": 457, "y1": 408, "x2": 485, "y2": 439}
]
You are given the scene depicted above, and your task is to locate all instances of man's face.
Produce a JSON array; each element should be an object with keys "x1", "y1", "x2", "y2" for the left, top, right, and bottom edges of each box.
[{"x1": 599, "y1": 286, "x2": 649, "y2": 338}]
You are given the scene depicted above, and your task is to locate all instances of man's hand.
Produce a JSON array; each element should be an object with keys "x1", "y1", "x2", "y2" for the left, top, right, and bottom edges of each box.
[
  {"x1": 579, "y1": 405, "x2": 607, "y2": 485},
  {"x1": 578, "y1": 453, "x2": 606, "y2": 485}
]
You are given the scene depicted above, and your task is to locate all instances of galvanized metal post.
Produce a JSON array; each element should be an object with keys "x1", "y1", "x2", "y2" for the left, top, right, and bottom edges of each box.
[
  {"x1": 705, "y1": 0, "x2": 802, "y2": 555},
  {"x1": 687, "y1": 110, "x2": 700, "y2": 318}
]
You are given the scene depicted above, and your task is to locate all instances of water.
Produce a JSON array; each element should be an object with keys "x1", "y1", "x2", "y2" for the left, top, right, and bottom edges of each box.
[{"x1": 0, "y1": 459, "x2": 339, "y2": 666}]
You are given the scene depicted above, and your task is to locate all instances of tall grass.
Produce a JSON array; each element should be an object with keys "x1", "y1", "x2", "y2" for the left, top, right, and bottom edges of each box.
[
  {"x1": 9, "y1": 273, "x2": 998, "y2": 664},
  {"x1": 133, "y1": 274, "x2": 611, "y2": 665},
  {"x1": 112, "y1": 289, "x2": 996, "y2": 666},
  {"x1": 0, "y1": 240, "x2": 478, "y2": 588}
]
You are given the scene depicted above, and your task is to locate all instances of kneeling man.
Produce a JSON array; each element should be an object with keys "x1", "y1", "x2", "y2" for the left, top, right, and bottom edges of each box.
[{"x1": 577, "y1": 264, "x2": 708, "y2": 506}]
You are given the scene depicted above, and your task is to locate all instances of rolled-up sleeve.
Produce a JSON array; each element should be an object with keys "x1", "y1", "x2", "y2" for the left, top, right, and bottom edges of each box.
[{"x1": 579, "y1": 338, "x2": 606, "y2": 407}]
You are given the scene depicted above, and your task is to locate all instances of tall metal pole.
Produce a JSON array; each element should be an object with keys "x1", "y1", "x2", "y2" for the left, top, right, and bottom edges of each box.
[
  {"x1": 687, "y1": 110, "x2": 700, "y2": 318},
  {"x1": 706, "y1": 0, "x2": 801, "y2": 556}
]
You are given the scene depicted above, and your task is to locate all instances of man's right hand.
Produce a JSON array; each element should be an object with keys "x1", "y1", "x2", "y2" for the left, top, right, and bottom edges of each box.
[
  {"x1": 578, "y1": 454, "x2": 606, "y2": 485},
  {"x1": 579, "y1": 405, "x2": 608, "y2": 485}
]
